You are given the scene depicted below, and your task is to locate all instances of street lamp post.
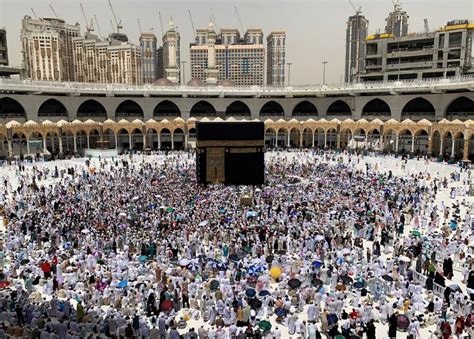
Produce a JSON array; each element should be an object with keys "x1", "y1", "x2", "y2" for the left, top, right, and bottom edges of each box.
[
  {"x1": 322, "y1": 61, "x2": 328, "y2": 85},
  {"x1": 181, "y1": 61, "x2": 187, "y2": 85},
  {"x1": 286, "y1": 62, "x2": 292, "y2": 86}
]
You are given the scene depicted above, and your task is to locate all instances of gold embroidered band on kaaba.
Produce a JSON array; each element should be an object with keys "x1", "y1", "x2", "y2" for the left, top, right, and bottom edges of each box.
[{"x1": 196, "y1": 140, "x2": 265, "y2": 147}]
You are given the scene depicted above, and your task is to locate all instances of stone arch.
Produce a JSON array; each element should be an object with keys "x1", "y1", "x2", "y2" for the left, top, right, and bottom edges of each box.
[
  {"x1": 115, "y1": 100, "x2": 144, "y2": 118},
  {"x1": 38, "y1": 98, "x2": 68, "y2": 118},
  {"x1": 445, "y1": 96, "x2": 474, "y2": 119},
  {"x1": 116, "y1": 128, "x2": 131, "y2": 150},
  {"x1": 190, "y1": 101, "x2": 216, "y2": 117},
  {"x1": 265, "y1": 127, "x2": 277, "y2": 147},
  {"x1": 292, "y1": 101, "x2": 318, "y2": 116},
  {"x1": 398, "y1": 129, "x2": 413, "y2": 153},
  {"x1": 362, "y1": 99, "x2": 391, "y2": 116},
  {"x1": 327, "y1": 100, "x2": 351, "y2": 116},
  {"x1": 326, "y1": 128, "x2": 338, "y2": 148},
  {"x1": 159, "y1": 128, "x2": 172, "y2": 149},
  {"x1": 77, "y1": 99, "x2": 107, "y2": 119},
  {"x1": 401, "y1": 97, "x2": 435, "y2": 120},
  {"x1": 414, "y1": 129, "x2": 429, "y2": 155},
  {"x1": 260, "y1": 101, "x2": 284, "y2": 116},
  {"x1": 301, "y1": 127, "x2": 313, "y2": 147},
  {"x1": 225, "y1": 101, "x2": 251, "y2": 116},
  {"x1": 0, "y1": 97, "x2": 26, "y2": 119},
  {"x1": 153, "y1": 100, "x2": 181, "y2": 117},
  {"x1": 102, "y1": 128, "x2": 116, "y2": 149},
  {"x1": 173, "y1": 128, "x2": 185, "y2": 150}
]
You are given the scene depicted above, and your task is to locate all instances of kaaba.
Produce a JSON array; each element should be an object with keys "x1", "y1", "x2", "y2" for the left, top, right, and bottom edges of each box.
[{"x1": 196, "y1": 121, "x2": 265, "y2": 185}]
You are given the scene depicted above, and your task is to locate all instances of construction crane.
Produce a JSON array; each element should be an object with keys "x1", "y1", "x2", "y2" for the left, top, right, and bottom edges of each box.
[
  {"x1": 188, "y1": 9, "x2": 196, "y2": 38},
  {"x1": 107, "y1": 0, "x2": 123, "y2": 33},
  {"x1": 158, "y1": 11, "x2": 164, "y2": 36},
  {"x1": 137, "y1": 18, "x2": 142, "y2": 34},
  {"x1": 49, "y1": 4, "x2": 58, "y2": 18},
  {"x1": 392, "y1": 0, "x2": 402, "y2": 10},
  {"x1": 80, "y1": 3, "x2": 94, "y2": 34},
  {"x1": 348, "y1": 0, "x2": 362, "y2": 15},
  {"x1": 94, "y1": 14, "x2": 103, "y2": 39},
  {"x1": 211, "y1": 8, "x2": 218, "y2": 31},
  {"x1": 424, "y1": 18, "x2": 430, "y2": 33},
  {"x1": 234, "y1": 6, "x2": 244, "y2": 33},
  {"x1": 31, "y1": 8, "x2": 38, "y2": 19}
]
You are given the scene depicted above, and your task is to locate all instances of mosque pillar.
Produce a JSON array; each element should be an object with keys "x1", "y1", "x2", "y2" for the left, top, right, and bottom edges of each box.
[
  {"x1": 451, "y1": 138, "x2": 456, "y2": 158},
  {"x1": 73, "y1": 134, "x2": 77, "y2": 153},
  {"x1": 395, "y1": 135, "x2": 399, "y2": 153},
  {"x1": 299, "y1": 132, "x2": 303, "y2": 148},
  {"x1": 324, "y1": 132, "x2": 327, "y2": 148},
  {"x1": 463, "y1": 138, "x2": 469, "y2": 160},
  {"x1": 128, "y1": 133, "x2": 133, "y2": 150},
  {"x1": 427, "y1": 137, "x2": 433, "y2": 155},
  {"x1": 336, "y1": 133, "x2": 341, "y2": 149},
  {"x1": 42, "y1": 136, "x2": 47, "y2": 153},
  {"x1": 274, "y1": 131, "x2": 278, "y2": 147},
  {"x1": 58, "y1": 136, "x2": 63, "y2": 154},
  {"x1": 311, "y1": 131, "x2": 315, "y2": 148},
  {"x1": 439, "y1": 138, "x2": 444, "y2": 156},
  {"x1": 411, "y1": 135, "x2": 415, "y2": 153},
  {"x1": 171, "y1": 133, "x2": 175, "y2": 150},
  {"x1": 86, "y1": 134, "x2": 90, "y2": 149},
  {"x1": 142, "y1": 133, "x2": 147, "y2": 150},
  {"x1": 26, "y1": 137, "x2": 31, "y2": 154},
  {"x1": 184, "y1": 133, "x2": 189, "y2": 150},
  {"x1": 114, "y1": 133, "x2": 118, "y2": 149},
  {"x1": 7, "y1": 139, "x2": 12, "y2": 157},
  {"x1": 379, "y1": 134, "x2": 384, "y2": 150},
  {"x1": 286, "y1": 131, "x2": 290, "y2": 147},
  {"x1": 158, "y1": 133, "x2": 161, "y2": 149}
]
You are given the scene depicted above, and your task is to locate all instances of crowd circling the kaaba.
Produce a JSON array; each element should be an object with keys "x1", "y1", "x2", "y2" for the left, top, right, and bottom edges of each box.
[{"x1": 0, "y1": 150, "x2": 472, "y2": 338}]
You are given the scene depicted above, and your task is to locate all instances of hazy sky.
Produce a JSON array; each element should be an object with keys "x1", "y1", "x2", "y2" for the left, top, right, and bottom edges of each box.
[{"x1": 1, "y1": 0, "x2": 473, "y2": 84}]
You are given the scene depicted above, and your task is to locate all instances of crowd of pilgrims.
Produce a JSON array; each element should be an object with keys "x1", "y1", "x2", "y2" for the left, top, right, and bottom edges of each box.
[{"x1": 0, "y1": 150, "x2": 472, "y2": 338}]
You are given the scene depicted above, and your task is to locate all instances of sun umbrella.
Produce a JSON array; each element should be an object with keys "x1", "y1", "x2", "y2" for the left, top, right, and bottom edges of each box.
[
  {"x1": 229, "y1": 254, "x2": 240, "y2": 262},
  {"x1": 275, "y1": 308, "x2": 287, "y2": 317},
  {"x1": 245, "y1": 288, "x2": 257, "y2": 298},
  {"x1": 138, "y1": 255, "x2": 148, "y2": 263},
  {"x1": 0, "y1": 281, "x2": 10, "y2": 289},
  {"x1": 398, "y1": 255, "x2": 411, "y2": 263},
  {"x1": 256, "y1": 265, "x2": 266, "y2": 273},
  {"x1": 336, "y1": 258, "x2": 344, "y2": 265},
  {"x1": 199, "y1": 220, "x2": 209, "y2": 227},
  {"x1": 179, "y1": 258, "x2": 190, "y2": 267},
  {"x1": 248, "y1": 298, "x2": 262, "y2": 310},
  {"x1": 20, "y1": 259, "x2": 30, "y2": 265},
  {"x1": 248, "y1": 265, "x2": 258, "y2": 276},
  {"x1": 187, "y1": 262, "x2": 199, "y2": 271},
  {"x1": 258, "y1": 290, "x2": 270, "y2": 297},
  {"x1": 382, "y1": 275, "x2": 393, "y2": 282},
  {"x1": 312, "y1": 260, "x2": 323, "y2": 268},
  {"x1": 288, "y1": 278, "x2": 302, "y2": 289},
  {"x1": 411, "y1": 229, "x2": 421, "y2": 237},
  {"x1": 265, "y1": 255, "x2": 274, "y2": 264},
  {"x1": 341, "y1": 275, "x2": 353, "y2": 285},
  {"x1": 217, "y1": 262, "x2": 227, "y2": 271},
  {"x1": 312, "y1": 278, "x2": 323, "y2": 288},
  {"x1": 315, "y1": 235, "x2": 325, "y2": 241},
  {"x1": 210, "y1": 280, "x2": 220, "y2": 291},
  {"x1": 160, "y1": 300, "x2": 173, "y2": 311},
  {"x1": 166, "y1": 207, "x2": 174, "y2": 213},
  {"x1": 270, "y1": 267, "x2": 282, "y2": 279},
  {"x1": 258, "y1": 320, "x2": 272, "y2": 332},
  {"x1": 397, "y1": 314, "x2": 410, "y2": 331},
  {"x1": 353, "y1": 281, "x2": 365, "y2": 289},
  {"x1": 118, "y1": 280, "x2": 128, "y2": 288}
]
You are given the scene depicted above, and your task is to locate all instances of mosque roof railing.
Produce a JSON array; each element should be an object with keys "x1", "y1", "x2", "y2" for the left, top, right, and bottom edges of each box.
[{"x1": 1, "y1": 75, "x2": 473, "y2": 98}]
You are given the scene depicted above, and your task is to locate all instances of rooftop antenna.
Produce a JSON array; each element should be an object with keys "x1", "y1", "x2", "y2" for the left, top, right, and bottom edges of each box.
[
  {"x1": 392, "y1": 0, "x2": 402, "y2": 11},
  {"x1": 107, "y1": 0, "x2": 122, "y2": 33},
  {"x1": 137, "y1": 18, "x2": 142, "y2": 34},
  {"x1": 158, "y1": 11, "x2": 164, "y2": 36},
  {"x1": 94, "y1": 14, "x2": 103, "y2": 38},
  {"x1": 80, "y1": 3, "x2": 95, "y2": 34},
  {"x1": 31, "y1": 8, "x2": 38, "y2": 19},
  {"x1": 424, "y1": 18, "x2": 430, "y2": 33},
  {"x1": 49, "y1": 4, "x2": 58, "y2": 18},
  {"x1": 348, "y1": 0, "x2": 362, "y2": 15},
  {"x1": 234, "y1": 6, "x2": 244, "y2": 33},
  {"x1": 188, "y1": 9, "x2": 196, "y2": 38}
]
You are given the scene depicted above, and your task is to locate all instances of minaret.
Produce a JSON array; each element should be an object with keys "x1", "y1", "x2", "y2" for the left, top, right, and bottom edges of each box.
[
  {"x1": 165, "y1": 17, "x2": 180, "y2": 84},
  {"x1": 205, "y1": 21, "x2": 219, "y2": 85}
]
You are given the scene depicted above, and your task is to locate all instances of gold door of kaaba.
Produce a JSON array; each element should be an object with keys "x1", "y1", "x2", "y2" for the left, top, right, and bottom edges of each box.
[{"x1": 206, "y1": 147, "x2": 225, "y2": 183}]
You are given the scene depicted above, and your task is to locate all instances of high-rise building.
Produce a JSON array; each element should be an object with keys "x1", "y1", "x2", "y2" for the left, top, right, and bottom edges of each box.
[
  {"x1": 139, "y1": 32, "x2": 158, "y2": 83},
  {"x1": 157, "y1": 46, "x2": 164, "y2": 79},
  {"x1": 162, "y1": 19, "x2": 180, "y2": 84},
  {"x1": 0, "y1": 29, "x2": 8, "y2": 66},
  {"x1": 21, "y1": 16, "x2": 80, "y2": 81},
  {"x1": 266, "y1": 31, "x2": 286, "y2": 86},
  {"x1": 361, "y1": 20, "x2": 474, "y2": 82},
  {"x1": 72, "y1": 34, "x2": 142, "y2": 85},
  {"x1": 385, "y1": 1, "x2": 409, "y2": 37},
  {"x1": 190, "y1": 23, "x2": 265, "y2": 86},
  {"x1": 345, "y1": 11, "x2": 369, "y2": 83}
]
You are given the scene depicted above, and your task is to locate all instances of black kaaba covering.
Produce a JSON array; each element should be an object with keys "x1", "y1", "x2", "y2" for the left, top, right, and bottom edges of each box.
[{"x1": 196, "y1": 122, "x2": 264, "y2": 185}]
